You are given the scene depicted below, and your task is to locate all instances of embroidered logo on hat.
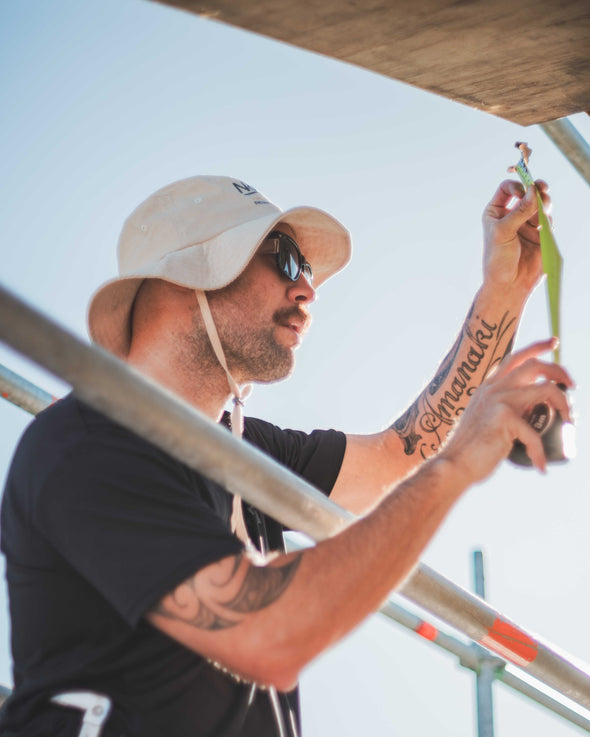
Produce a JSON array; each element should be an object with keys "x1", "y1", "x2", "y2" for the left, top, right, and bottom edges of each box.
[{"x1": 232, "y1": 181, "x2": 258, "y2": 196}]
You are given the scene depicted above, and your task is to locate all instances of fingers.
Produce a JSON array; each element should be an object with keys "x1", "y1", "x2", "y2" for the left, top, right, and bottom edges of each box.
[
  {"x1": 535, "y1": 180, "x2": 551, "y2": 211},
  {"x1": 489, "y1": 341, "x2": 574, "y2": 470},
  {"x1": 484, "y1": 179, "x2": 551, "y2": 228},
  {"x1": 500, "y1": 378, "x2": 572, "y2": 472},
  {"x1": 441, "y1": 343, "x2": 573, "y2": 483},
  {"x1": 511, "y1": 416, "x2": 547, "y2": 472},
  {"x1": 504, "y1": 381, "x2": 573, "y2": 423},
  {"x1": 517, "y1": 220, "x2": 542, "y2": 245},
  {"x1": 492, "y1": 338, "x2": 559, "y2": 377},
  {"x1": 497, "y1": 185, "x2": 538, "y2": 232},
  {"x1": 489, "y1": 340, "x2": 574, "y2": 414},
  {"x1": 488, "y1": 179, "x2": 526, "y2": 211},
  {"x1": 497, "y1": 358, "x2": 574, "y2": 402},
  {"x1": 522, "y1": 182, "x2": 552, "y2": 233}
]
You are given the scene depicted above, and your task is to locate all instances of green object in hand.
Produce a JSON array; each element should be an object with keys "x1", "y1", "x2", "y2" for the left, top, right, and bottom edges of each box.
[{"x1": 511, "y1": 142, "x2": 563, "y2": 364}]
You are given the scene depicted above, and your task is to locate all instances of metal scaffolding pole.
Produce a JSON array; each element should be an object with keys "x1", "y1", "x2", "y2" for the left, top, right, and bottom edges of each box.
[
  {"x1": 0, "y1": 363, "x2": 56, "y2": 415},
  {"x1": 540, "y1": 118, "x2": 590, "y2": 187},
  {"x1": 1, "y1": 282, "x2": 590, "y2": 715},
  {"x1": 0, "y1": 383, "x2": 585, "y2": 737},
  {"x1": 472, "y1": 551, "x2": 495, "y2": 737},
  {"x1": 377, "y1": 598, "x2": 590, "y2": 732},
  {"x1": 286, "y1": 539, "x2": 590, "y2": 732}
]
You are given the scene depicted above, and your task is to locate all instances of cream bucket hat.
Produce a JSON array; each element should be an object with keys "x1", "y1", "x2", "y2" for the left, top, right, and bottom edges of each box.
[{"x1": 88, "y1": 175, "x2": 351, "y2": 358}]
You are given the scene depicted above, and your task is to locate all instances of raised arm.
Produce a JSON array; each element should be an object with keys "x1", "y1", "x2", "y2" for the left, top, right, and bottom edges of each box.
[
  {"x1": 147, "y1": 342, "x2": 572, "y2": 691},
  {"x1": 331, "y1": 179, "x2": 550, "y2": 514}
]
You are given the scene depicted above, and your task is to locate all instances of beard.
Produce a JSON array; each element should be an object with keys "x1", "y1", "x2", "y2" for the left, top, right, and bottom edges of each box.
[
  {"x1": 190, "y1": 305, "x2": 308, "y2": 384},
  {"x1": 222, "y1": 323, "x2": 294, "y2": 383}
]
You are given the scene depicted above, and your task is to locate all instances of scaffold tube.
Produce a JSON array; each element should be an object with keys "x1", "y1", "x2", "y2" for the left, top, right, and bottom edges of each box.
[
  {"x1": 378, "y1": 599, "x2": 590, "y2": 731},
  {"x1": 1, "y1": 283, "x2": 590, "y2": 712},
  {"x1": 540, "y1": 118, "x2": 590, "y2": 187},
  {"x1": 0, "y1": 364, "x2": 56, "y2": 415}
]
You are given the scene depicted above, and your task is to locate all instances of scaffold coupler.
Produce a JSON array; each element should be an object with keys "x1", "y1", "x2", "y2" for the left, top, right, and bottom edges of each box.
[{"x1": 50, "y1": 691, "x2": 112, "y2": 737}]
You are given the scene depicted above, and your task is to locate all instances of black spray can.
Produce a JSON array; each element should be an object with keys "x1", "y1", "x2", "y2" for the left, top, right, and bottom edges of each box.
[{"x1": 508, "y1": 385, "x2": 574, "y2": 466}]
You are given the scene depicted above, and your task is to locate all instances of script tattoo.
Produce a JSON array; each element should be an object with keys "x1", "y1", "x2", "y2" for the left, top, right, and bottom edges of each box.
[
  {"x1": 391, "y1": 401, "x2": 422, "y2": 456},
  {"x1": 152, "y1": 554, "x2": 302, "y2": 631},
  {"x1": 391, "y1": 308, "x2": 516, "y2": 460}
]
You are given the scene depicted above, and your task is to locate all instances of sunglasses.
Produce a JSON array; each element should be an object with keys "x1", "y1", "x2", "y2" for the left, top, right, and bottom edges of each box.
[{"x1": 263, "y1": 230, "x2": 313, "y2": 284}]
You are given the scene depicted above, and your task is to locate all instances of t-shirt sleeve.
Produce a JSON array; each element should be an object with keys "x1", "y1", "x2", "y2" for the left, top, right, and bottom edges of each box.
[
  {"x1": 33, "y1": 431, "x2": 244, "y2": 627},
  {"x1": 243, "y1": 417, "x2": 346, "y2": 496}
]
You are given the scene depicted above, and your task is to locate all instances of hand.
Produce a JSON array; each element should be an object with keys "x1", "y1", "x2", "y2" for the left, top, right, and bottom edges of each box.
[
  {"x1": 482, "y1": 179, "x2": 551, "y2": 296},
  {"x1": 440, "y1": 338, "x2": 573, "y2": 484}
]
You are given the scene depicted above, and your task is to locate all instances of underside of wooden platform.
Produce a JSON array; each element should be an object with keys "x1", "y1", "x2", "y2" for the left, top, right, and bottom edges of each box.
[{"x1": 151, "y1": 0, "x2": 590, "y2": 125}]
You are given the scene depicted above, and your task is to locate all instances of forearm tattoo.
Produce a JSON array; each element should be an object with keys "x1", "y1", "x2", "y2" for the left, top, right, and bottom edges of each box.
[
  {"x1": 391, "y1": 305, "x2": 515, "y2": 459},
  {"x1": 152, "y1": 554, "x2": 302, "y2": 631}
]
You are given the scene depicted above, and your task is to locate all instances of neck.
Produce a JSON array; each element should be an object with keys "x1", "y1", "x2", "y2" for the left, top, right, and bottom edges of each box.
[
  {"x1": 127, "y1": 341, "x2": 233, "y2": 423},
  {"x1": 126, "y1": 280, "x2": 246, "y2": 422}
]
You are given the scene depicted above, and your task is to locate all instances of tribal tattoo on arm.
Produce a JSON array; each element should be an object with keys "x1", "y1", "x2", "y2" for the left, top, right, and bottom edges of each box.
[
  {"x1": 391, "y1": 303, "x2": 516, "y2": 460},
  {"x1": 151, "y1": 553, "x2": 302, "y2": 632}
]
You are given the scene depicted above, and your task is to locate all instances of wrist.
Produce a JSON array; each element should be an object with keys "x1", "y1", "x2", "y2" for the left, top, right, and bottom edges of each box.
[
  {"x1": 476, "y1": 282, "x2": 529, "y2": 318},
  {"x1": 430, "y1": 452, "x2": 473, "y2": 497}
]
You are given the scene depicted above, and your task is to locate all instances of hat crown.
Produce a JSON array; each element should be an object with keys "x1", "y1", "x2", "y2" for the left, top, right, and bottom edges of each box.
[{"x1": 118, "y1": 175, "x2": 279, "y2": 275}]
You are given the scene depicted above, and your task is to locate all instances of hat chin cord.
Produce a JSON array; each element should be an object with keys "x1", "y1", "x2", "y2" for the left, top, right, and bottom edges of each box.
[
  {"x1": 194, "y1": 290, "x2": 251, "y2": 439},
  {"x1": 194, "y1": 290, "x2": 291, "y2": 737},
  {"x1": 194, "y1": 290, "x2": 252, "y2": 541}
]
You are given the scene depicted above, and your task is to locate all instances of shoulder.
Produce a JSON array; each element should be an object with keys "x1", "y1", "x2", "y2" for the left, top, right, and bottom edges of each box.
[
  {"x1": 243, "y1": 416, "x2": 347, "y2": 493},
  {"x1": 7, "y1": 394, "x2": 89, "y2": 485},
  {"x1": 9, "y1": 394, "x2": 156, "y2": 478},
  {"x1": 4, "y1": 395, "x2": 192, "y2": 516},
  {"x1": 243, "y1": 415, "x2": 345, "y2": 456}
]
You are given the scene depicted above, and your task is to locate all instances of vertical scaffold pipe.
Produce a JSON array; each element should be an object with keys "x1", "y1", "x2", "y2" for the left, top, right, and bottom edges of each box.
[{"x1": 473, "y1": 550, "x2": 495, "y2": 737}]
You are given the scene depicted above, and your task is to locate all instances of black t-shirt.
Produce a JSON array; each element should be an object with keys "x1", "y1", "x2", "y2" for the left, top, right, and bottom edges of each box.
[{"x1": 0, "y1": 395, "x2": 346, "y2": 737}]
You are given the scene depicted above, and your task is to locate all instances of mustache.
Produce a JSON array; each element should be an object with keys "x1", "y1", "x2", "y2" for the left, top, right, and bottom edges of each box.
[{"x1": 272, "y1": 306, "x2": 312, "y2": 332}]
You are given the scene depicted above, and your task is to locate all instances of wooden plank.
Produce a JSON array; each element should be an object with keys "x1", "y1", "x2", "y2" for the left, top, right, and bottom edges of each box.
[{"x1": 150, "y1": 0, "x2": 590, "y2": 125}]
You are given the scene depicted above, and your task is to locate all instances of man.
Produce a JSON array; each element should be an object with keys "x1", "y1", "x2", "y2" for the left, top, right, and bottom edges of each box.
[{"x1": 0, "y1": 175, "x2": 572, "y2": 736}]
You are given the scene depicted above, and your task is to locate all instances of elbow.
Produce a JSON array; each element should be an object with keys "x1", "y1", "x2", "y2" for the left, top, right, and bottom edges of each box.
[
  {"x1": 244, "y1": 615, "x2": 335, "y2": 691},
  {"x1": 252, "y1": 658, "x2": 302, "y2": 693},
  {"x1": 239, "y1": 637, "x2": 310, "y2": 692}
]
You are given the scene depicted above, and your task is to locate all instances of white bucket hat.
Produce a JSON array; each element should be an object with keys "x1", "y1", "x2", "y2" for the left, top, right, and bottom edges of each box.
[{"x1": 88, "y1": 175, "x2": 351, "y2": 359}]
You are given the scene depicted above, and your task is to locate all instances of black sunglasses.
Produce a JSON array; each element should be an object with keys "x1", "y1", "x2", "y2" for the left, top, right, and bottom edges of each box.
[{"x1": 264, "y1": 230, "x2": 313, "y2": 284}]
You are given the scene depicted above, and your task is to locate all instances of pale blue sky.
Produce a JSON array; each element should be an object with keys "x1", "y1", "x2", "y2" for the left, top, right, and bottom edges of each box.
[{"x1": 1, "y1": 1, "x2": 590, "y2": 734}]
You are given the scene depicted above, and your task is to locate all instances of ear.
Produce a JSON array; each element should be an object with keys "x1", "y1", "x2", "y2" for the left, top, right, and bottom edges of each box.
[{"x1": 130, "y1": 280, "x2": 192, "y2": 343}]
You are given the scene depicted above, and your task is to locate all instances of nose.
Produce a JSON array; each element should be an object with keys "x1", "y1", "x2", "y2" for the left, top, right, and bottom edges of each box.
[{"x1": 286, "y1": 274, "x2": 316, "y2": 304}]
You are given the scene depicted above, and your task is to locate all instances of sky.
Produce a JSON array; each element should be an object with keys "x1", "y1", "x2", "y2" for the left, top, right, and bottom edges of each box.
[{"x1": 1, "y1": 1, "x2": 590, "y2": 734}]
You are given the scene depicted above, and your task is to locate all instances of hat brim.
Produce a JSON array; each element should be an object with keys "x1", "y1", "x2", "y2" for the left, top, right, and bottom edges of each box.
[{"x1": 88, "y1": 205, "x2": 351, "y2": 358}]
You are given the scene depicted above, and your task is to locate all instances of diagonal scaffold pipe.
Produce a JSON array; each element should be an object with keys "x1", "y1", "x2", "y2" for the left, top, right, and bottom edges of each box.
[
  {"x1": 1, "y1": 282, "x2": 590, "y2": 711},
  {"x1": 0, "y1": 363, "x2": 57, "y2": 415},
  {"x1": 4, "y1": 370, "x2": 590, "y2": 730}
]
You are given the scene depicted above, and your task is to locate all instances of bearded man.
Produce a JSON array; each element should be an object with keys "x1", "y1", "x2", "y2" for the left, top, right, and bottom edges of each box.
[{"x1": 0, "y1": 176, "x2": 571, "y2": 737}]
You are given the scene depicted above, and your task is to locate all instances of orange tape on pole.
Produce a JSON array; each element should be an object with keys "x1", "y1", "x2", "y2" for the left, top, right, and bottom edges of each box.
[
  {"x1": 415, "y1": 621, "x2": 438, "y2": 642},
  {"x1": 479, "y1": 618, "x2": 538, "y2": 667}
]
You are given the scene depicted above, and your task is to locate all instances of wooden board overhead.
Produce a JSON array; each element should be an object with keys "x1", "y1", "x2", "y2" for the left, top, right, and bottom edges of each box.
[{"x1": 150, "y1": 0, "x2": 590, "y2": 126}]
